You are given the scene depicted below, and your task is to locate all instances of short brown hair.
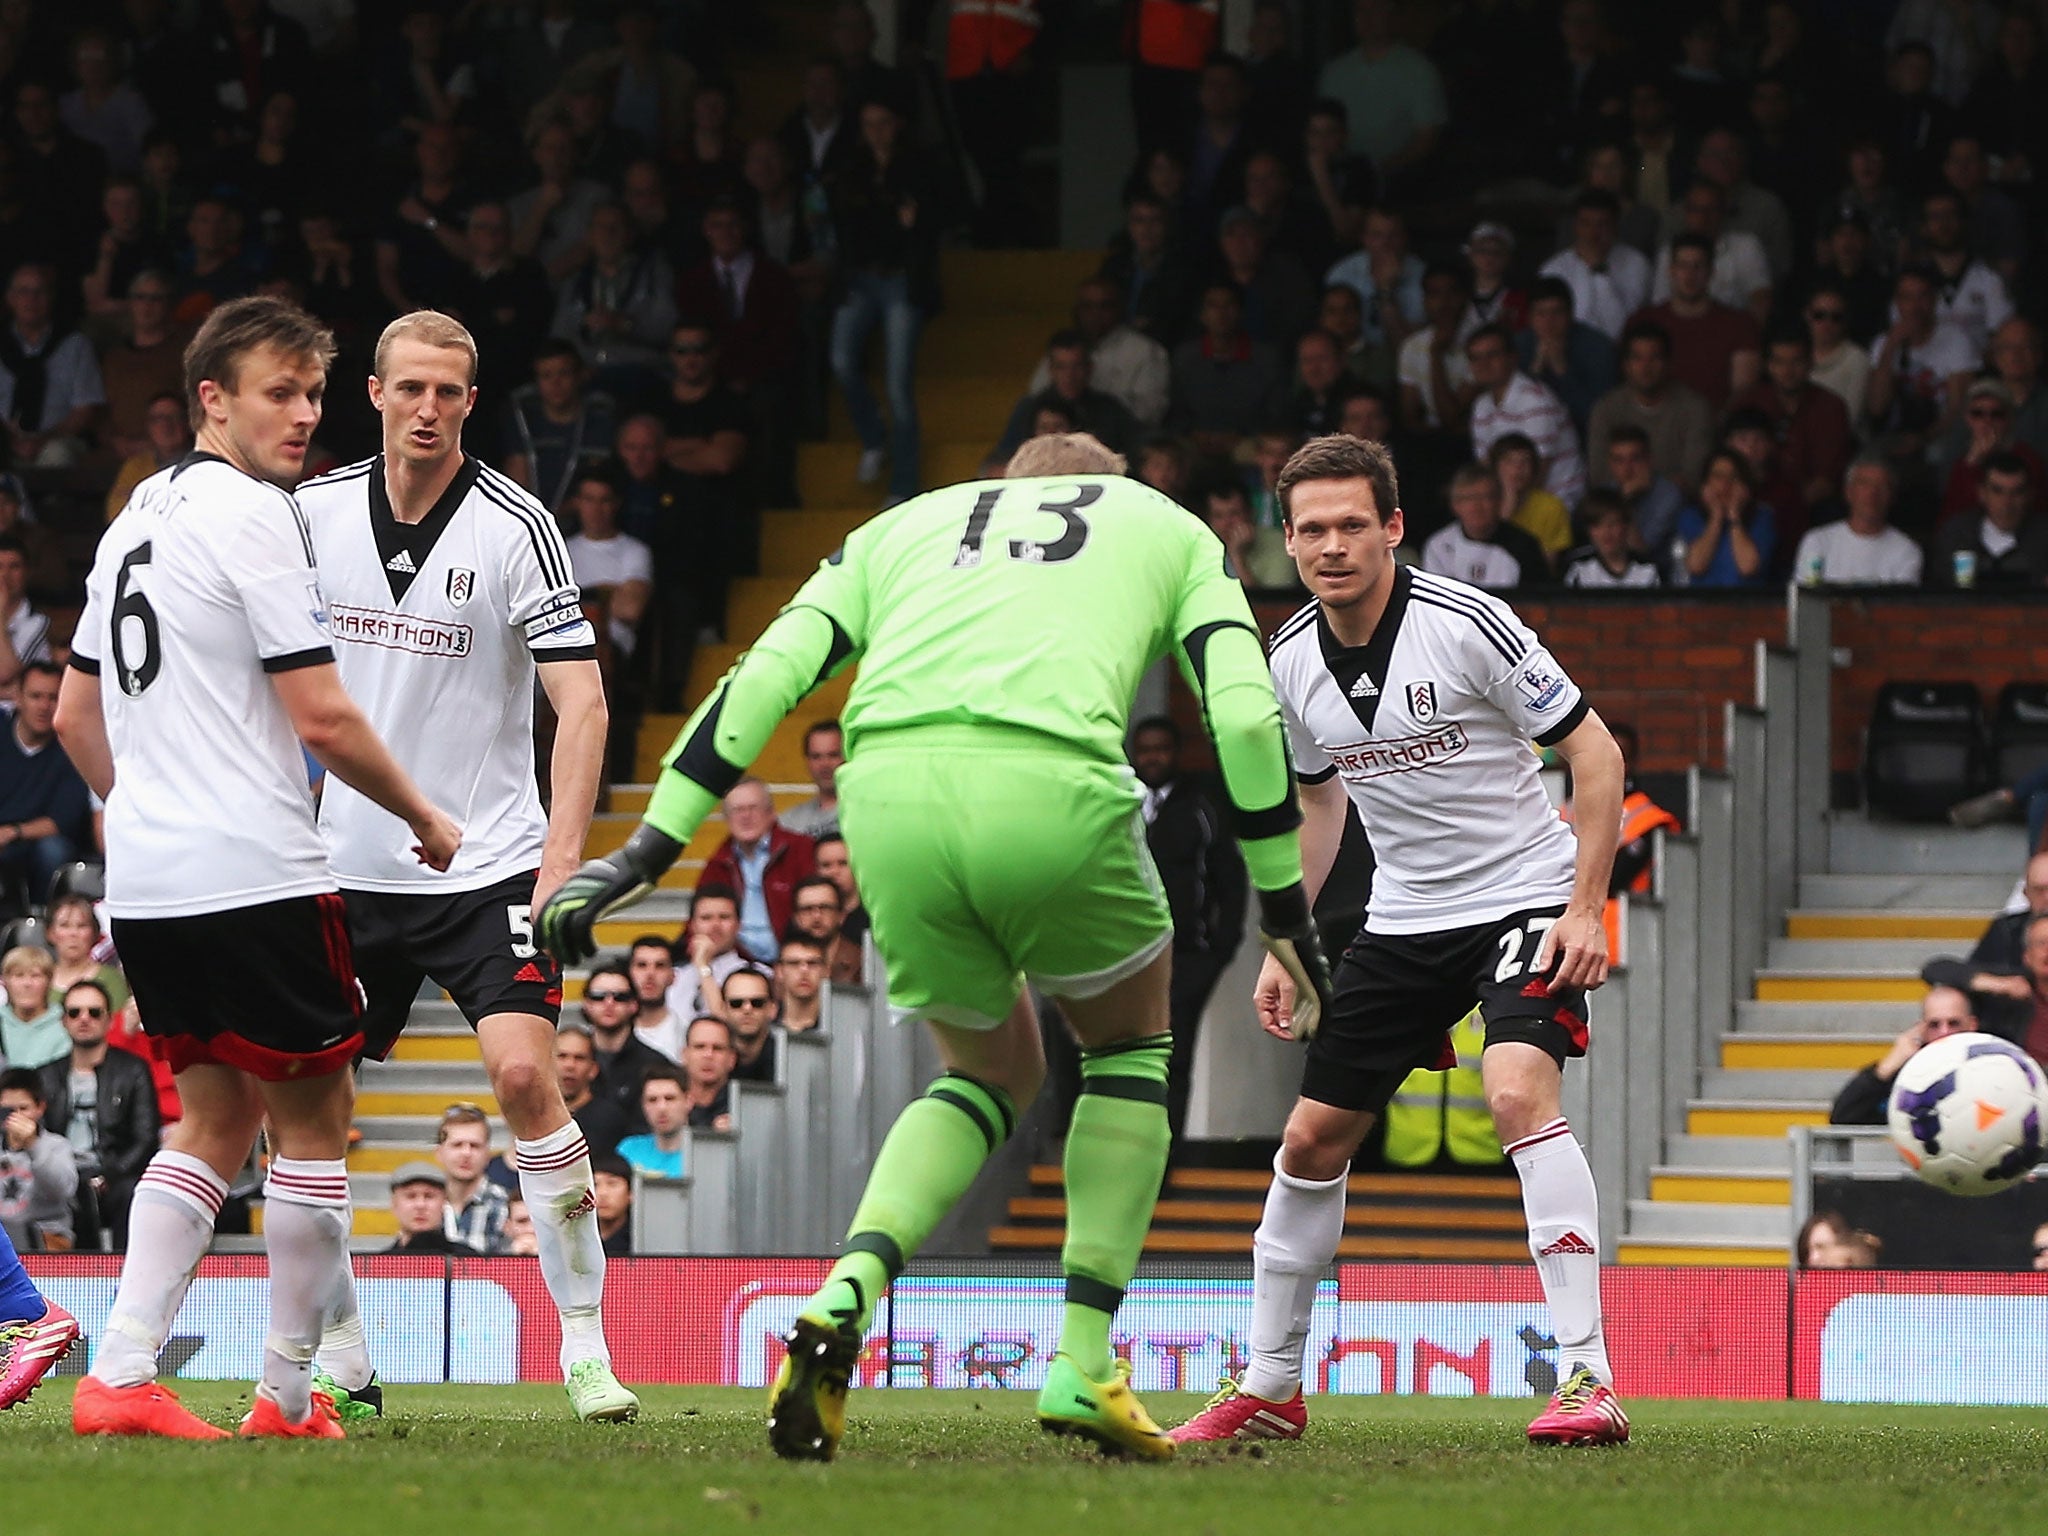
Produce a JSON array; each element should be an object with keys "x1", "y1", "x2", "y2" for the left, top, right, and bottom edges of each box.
[
  {"x1": 1006, "y1": 431, "x2": 1127, "y2": 478},
  {"x1": 1275, "y1": 433, "x2": 1399, "y2": 526},
  {"x1": 375, "y1": 309, "x2": 479, "y2": 385},
  {"x1": 183, "y1": 296, "x2": 336, "y2": 430}
]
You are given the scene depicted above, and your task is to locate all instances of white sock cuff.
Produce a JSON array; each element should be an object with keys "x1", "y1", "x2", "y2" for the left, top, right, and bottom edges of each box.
[
  {"x1": 1271, "y1": 1149, "x2": 1349, "y2": 1193},
  {"x1": 1506, "y1": 1118, "x2": 1575, "y2": 1162},
  {"x1": 264, "y1": 1157, "x2": 352, "y2": 1210},
  {"x1": 516, "y1": 1125, "x2": 591, "y2": 1175},
  {"x1": 137, "y1": 1151, "x2": 229, "y2": 1221}
]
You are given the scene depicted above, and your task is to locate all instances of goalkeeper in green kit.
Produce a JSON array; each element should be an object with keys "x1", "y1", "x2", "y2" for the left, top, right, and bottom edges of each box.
[{"x1": 536, "y1": 433, "x2": 1332, "y2": 1462}]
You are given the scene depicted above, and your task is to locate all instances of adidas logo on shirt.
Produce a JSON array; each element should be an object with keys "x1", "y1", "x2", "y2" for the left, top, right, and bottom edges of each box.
[
  {"x1": 1348, "y1": 674, "x2": 1378, "y2": 699},
  {"x1": 386, "y1": 549, "x2": 417, "y2": 573}
]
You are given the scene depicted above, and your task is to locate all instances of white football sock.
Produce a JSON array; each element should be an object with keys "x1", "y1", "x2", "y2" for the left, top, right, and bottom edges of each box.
[
  {"x1": 1242, "y1": 1151, "x2": 1348, "y2": 1402},
  {"x1": 315, "y1": 1259, "x2": 373, "y2": 1393},
  {"x1": 516, "y1": 1124, "x2": 611, "y2": 1375},
  {"x1": 1509, "y1": 1118, "x2": 1613, "y2": 1386},
  {"x1": 91, "y1": 1152, "x2": 226, "y2": 1389},
  {"x1": 259, "y1": 1158, "x2": 352, "y2": 1422}
]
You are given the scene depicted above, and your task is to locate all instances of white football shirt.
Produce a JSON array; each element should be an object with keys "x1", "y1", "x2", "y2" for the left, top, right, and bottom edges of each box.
[
  {"x1": 296, "y1": 454, "x2": 596, "y2": 893},
  {"x1": 1270, "y1": 567, "x2": 1587, "y2": 934},
  {"x1": 73, "y1": 454, "x2": 337, "y2": 918}
]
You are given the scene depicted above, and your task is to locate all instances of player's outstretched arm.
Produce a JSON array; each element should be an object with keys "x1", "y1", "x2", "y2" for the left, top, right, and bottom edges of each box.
[
  {"x1": 1541, "y1": 708, "x2": 1625, "y2": 992},
  {"x1": 271, "y1": 663, "x2": 463, "y2": 871},
  {"x1": 534, "y1": 657, "x2": 609, "y2": 910}
]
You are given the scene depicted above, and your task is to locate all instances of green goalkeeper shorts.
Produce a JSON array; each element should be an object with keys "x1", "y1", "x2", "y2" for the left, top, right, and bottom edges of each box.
[{"x1": 835, "y1": 727, "x2": 1174, "y2": 1031}]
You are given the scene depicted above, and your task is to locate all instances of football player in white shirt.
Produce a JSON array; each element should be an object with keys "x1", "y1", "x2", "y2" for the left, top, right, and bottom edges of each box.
[
  {"x1": 1172, "y1": 434, "x2": 1632, "y2": 1449},
  {"x1": 55, "y1": 297, "x2": 463, "y2": 1440},
  {"x1": 293, "y1": 312, "x2": 635, "y2": 1425}
]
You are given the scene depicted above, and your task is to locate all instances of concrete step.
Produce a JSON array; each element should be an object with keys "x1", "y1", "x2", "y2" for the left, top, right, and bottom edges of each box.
[
  {"x1": 939, "y1": 248, "x2": 1102, "y2": 313},
  {"x1": 1753, "y1": 973, "x2": 1923, "y2": 1002},
  {"x1": 724, "y1": 574, "x2": 807, "y2": 639},
  {"x1": 1797, "y1": 873, "x2": 2016, "y2": 910},
  {"x1": 1720, "y1": 1035, "x2": 1887, "y2": 1070},
  {"x1": 797, "y1": 441, "x2": 986, "y2": 509},
  {"x1": 1659, "y1": 1134, "x2": 1797, "y2": 1171},
  {"x1": 1685, "y1": 1101, "x2": 1828, "y2": 1137},
  {"x1": 356, "y1": 1089, "x2": 500, "y2": 1118},
  {"x1": 1735, "y1": 1000, "x2": 1920, "y2": 1033},
  {"x1": 758, "y1": 508, "x2": 877, "y2": 576},
  {"x1": 388, "y1": 1034, "x2": 482, "y2": 1064},
  {"x1": 358, "y1": 1060, "x2": 494, "y2": 1095},
  {"x1": 829, "y1": 377, "x2": 1021, "y2": 444},
  {"x1": 1614, "y1": 1237, "x2": 1786, "y2": 1266},
  {"x1": 920, "y1": 313, "x2": 1065, "y2": 375},
  {"x1": 1649, "y1": 1169, "x2": 1792, "y2": 1204},
  {"x1": 1626, "y1": 1198, "x2": 1790, "y2": 1243},
  {"x1": 1764, "y1": 938, "x2": 1946, "y2": 970},
  {"x1": 1786, "y1": 910, "x2": 1991, "y2": 940},
  {"x1": 1701, "y1": 1068, "x2": 1851, "y2": 1100},
  {"x1": 1826, "y1": 816, "x2": 2021, "y2": 875}
]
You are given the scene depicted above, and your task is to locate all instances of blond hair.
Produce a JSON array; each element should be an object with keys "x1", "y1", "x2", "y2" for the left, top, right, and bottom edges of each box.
[
  {"x1": 1, "y1": 945, "x2": 53, "y2": 979},
  {"x1": 1006, "y1": 432, "x2": 1127, "y2": 478},
  {"x1": 374, "y1": 310, "x2": 479, "y2": 386}
]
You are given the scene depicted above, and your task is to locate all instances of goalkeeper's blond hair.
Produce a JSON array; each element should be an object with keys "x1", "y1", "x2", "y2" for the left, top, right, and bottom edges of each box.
[{"x1": 1005, "y1": 432, "x2": 1127, "y2": 478}]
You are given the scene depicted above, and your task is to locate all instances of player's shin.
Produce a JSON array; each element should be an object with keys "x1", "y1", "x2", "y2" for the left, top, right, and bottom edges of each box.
[
  {"x1": 1058, "y1": 1034, "x2": 1173, "y2": 1379},
  {"x1": 90, "y1": 1151, "x2": 227, "y2": 1388},
  {"x1": 1243, "y1": 1150, "x2": 1348, "y2": 1402},
  {"x1": 806, "y1": 1072, "x2": 1018, "y2": 1332},
  {"x1": 515, "y1": 1123, "x2": 612, "y2": 1372},
  {"x1": 259, "y1": 1158, "x2": 352, "y2": 1422},
  {"x1": 316, "y1": 1258, "x2": 373, "y2": 1394},
  {"x1": 0, "y1": 1220, "x2": 46, "y2": 1324},
  {"x1": 1509, "y1": 1118, "x2": 1612, "y2": 1385}
]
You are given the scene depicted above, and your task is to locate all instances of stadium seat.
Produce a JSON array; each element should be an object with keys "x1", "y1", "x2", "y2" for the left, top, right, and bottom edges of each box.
[
  {"x1": 1989, "y1": 682, "x2": 2048, "y2": 791},
  {"x1": 1862, "y1": 681, "x2": 1989, "y2": 821}
]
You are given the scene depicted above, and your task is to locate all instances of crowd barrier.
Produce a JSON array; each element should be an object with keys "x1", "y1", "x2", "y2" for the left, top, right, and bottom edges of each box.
[{"x1": 21, "y1": 1256, "x2": 2048, "y2": 1405}]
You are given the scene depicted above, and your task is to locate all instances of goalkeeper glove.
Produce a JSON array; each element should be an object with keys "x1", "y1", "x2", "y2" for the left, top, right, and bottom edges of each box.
[
  {"x1": 1256, "y1": 881, "x2": 1334, "y2": 1040},
  {"x1": 536, "y1": 824, "x2": 684, "y2": 965}
]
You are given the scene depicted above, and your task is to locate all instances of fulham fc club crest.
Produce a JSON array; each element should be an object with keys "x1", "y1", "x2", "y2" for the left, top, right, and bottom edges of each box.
[
  {"x1": 1406, "y1": 680, "x2": 1438, "y2": 722},
  {"x1": 446, "y1": 567, "x2": 475, "y2": 607}
]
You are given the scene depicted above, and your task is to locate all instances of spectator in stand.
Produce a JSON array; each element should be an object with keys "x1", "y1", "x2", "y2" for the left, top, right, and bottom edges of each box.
[
  {"x1": 613, "y1": 414, "x2": 718, "y2": 710},
  {"x1": 99, "y1": 272, "x2": 186, "y2": 460},
  {"x1": 675, "y1": 195, "x2": 799, "y2": 426},
  {"x1": 618, "y1": 1063, "x2": 696, "y2": 1175},
  {"x1": 62, "y1": 30, "x2": 153, "y2": 177},
  {"x1": 1203, "y1": 480, "x2": 1293, "y2": 590},
  {"x1": 591, "y1": 1152, "x2": 633, "y2": 1256},
  {"x1": 82, "y1": 180, "x2": 170, "y2": 324},
  {"x1": 1683, "y1": 128, "x2": 1794, "y2": 285},
  {"x1": 1215, "y1": 205, "x2": 1316, "y2": 356},
  {"x1": 1169, "y1": 282, "x2": 1285, "y2": 450},
  {"x1": 1804, "y1": 280, "x2": 1872, "y2": 425},
  {"x1": 502, "y1": 1197, "x2": 539, "y2": 1256},
  {"x1": 1464, "y1": 323, "x2": 1583, "y2": 507},
  {"x1": 0, "y1": 486, "x2": 62, "y2": 602},
  {"x1": 1637, "y1": 234, "x2": 1761, "y2": 412},
  {"x1": 1462, "y1": 221, "x2": 1522, "y2": 332},
  {"x1": 1489, "y1": 433, "x2": 1572, "y2": 569},
  {"x1": 1729, "y1": 327, "x2": 1854, "y2": 519},
  {"x1": 508, "y1": 118, "x2": 609, "y2": 285},
  {"x1": 1937, "y1": 381, "x2": 2048, "y2": 524},
  {"x1": 1315, "y1": 0, "x2": 1445, "y2": 186},
  {"x1": 0, "y1": 263, "x2": 104, "y2": 468},
  {"x1": 1422, "y1": 463, "x2": 1550, "y2": 589},
  {"x1": 1317, "y1": 282, "x2": 1386, "y2": 388},
  {"x1": 1133, "y1": 433, "x2": 1194, "y2": 507},
  {"x1": 1722, "y1": 409, "x2": 1806, "y2": 557},
  {"x1": 779, "y1": 57, "x2": 854, "y2": 191},
  {"x1": 1810, "y1": 208, "x2": 1893, "y2": 348},
  {"x1": 1944, "y1": 319, "x2": 2048, "y2": 466},
  {"x1": 1867, "y1": 266, "x2": 1977, "y2": 475},
  {"x1": 1288, "y1": 328, "x2": 1356, "y2": 438},
  {"x1": 1562, "y1": 489, "x2": 1661, "y2": 588},
  {"x1": 372, "y1": 124, "x2": 473, "y2": 316},
  {"x1": 777, "y1": 933, "x2": 830, "y2": 1032},
  {"x1": 1298, "y1": 100, "x2": 1375, "y2": 262},
  {"x1": 1515, "y1": 276, "x2": 1616, "y2": 447},
  {"x1": 1243, "y1": 151, "x2": 1335, "y2": 279},
  {"x1": 681, "y1": 1017, "x2": 738, "y2": 1130},
  {"x1": 721, "y1": 967, "x2": 780, "y2": 1084},
  {"x1": 628, "y1": 934, "x2": 688, "y2": 1062},
  {"x1": 700, "y1": 778, "x2": 817, "y2": 965},
  {"x1": 1913, "y1": 189, "x2": 2014, "y2": 356},
  {"x1": 1796, "y1": 1211, "x2": 1881, "y2": 1269},
  {"x1": 812, "y1": 832, "x2": 869, "y2": 951},
  {"x1": 1537, "y1": 188, "x2": 1650, "y2": 345},
  {"x1": 435, "y1": 1103, "x2": 509, "y2": 1255},
  {"x1": 1677, "y1": 448, "x2": 1777, "y2": 588},
  {"x1": 580, "y1": 961, "x2": 666, "y2": 1126},
  {"x1": 562, "y1": 467, "x2": 650, "y2": 662},
  {"x1": 0, "y1": 1068, "x2": 75, "y2": 1250},
  {"x1": 1024, "y1": 278, "x2": 1169, "y2": 431},
  {"x1": 678, "y1": 888, "x2": 751, "y2": 1022},
  {"x1": 788, "y1": 872, "x2": 861, "y2": 986},
  {"x1": 1829, "y1": 987, "x2": 1979, "y2": 1124},
  {"x1": 1182, "y1": 56, "x2": 1258, "y2": 236},
  {"x1": 829, "y1": 94, "x2": 937, "y2": 509},
  {"x1": 0, "y1": 662, "x2": 90, "y2": 901},
  {"x1": 1564, "y1": 142, "x2": 1663, "y2": 262},
  {"x1": 549, "y1": 200, "x2": 676, "y2": 396},
  {"x1": 619, "y1": 159, "x2": 694, "y2": 273},
  {"x1": 383, "y1": 1163, "x2": 471, "y2": 1255},
  {"x1": 1129, "y1": 715, "x2": 1244, "y2": 1147},
  {"x1": 1324, "y1": 206, "x2": 1423, "y2": 352},
  {"x1": 1396, "y1": 260, "x2": 1475, "y2": 435},
  {"x1": 1620, "y1": 77, "x2": 1686, "y2": 232},
  {"x1": 1924, "y1": 888, "x2": 2048, "y2": 1049},
  {"x1": 48, "y1": 897, "x2": 125, "y2": 1013},
  {"x1": 1589, "y1": 323, "x2": 1713, "y2": 495},
  {"x1": 553, "y1": 1022, "x2": 627, "y2": 1158},
  {"x1": 1964, "y1": 10, "x2": 2048, "y2": 186},
  {"x1": 502, "y1": 340, "x2": 618, "y2": 514},
  {"x1": 0, "y1": 947, "x2": 61, "y2": 1069},
  {"x1": 1100, "y1": 193, "x2": 1198, "y2": 352},
  {"x1": 1930, "y1": 450, "x2": 2048, "y2": 589},
  {"x1": 0, "y1": 541, "x2": 50, "y2": 697},
  {"x1": 1938, "y1": 134, "x2": 2024, "y2": 288},
  {"x1": 780, "y1": 721, "x2": 842, "y2": 840},
  {"x1": 1651, "y1": 180, "x2": 1772, "y2": 324},
  {"x1": 985, "y1": 332, "x2": 1138, "y2": 471},
  {"x1": 172, "y1": 197, "x2": 261, "y2": 326},
  {"x1": 38, "y1": 978, "x2": 155, "y2": 1248},
  {"x1": 1887, "y1": 0, "x2": 1997, "y2": 109},
  {"x1": 1790, "y1": 459, "x2": 1924, "y2": 586}
]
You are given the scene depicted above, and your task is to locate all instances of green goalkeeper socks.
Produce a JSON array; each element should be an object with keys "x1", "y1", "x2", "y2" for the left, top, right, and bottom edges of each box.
[
  {"x1": 803, "y1": 1071, "x2": 1017, "y2": 1333},
  {"x1": 1057, "y1": 1033, "x2": 1173, "y2": 1379}
]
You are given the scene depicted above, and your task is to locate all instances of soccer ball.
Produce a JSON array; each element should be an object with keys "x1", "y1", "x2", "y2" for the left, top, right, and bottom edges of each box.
[{"x1": 1887, "y1": 1032, "x2": 2048, "y2": 1196}]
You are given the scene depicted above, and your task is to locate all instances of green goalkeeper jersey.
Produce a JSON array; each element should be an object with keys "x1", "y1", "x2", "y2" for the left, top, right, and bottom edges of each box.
[{"x1": 646, "y1": 474, "x2": 1305, "y2": 891}]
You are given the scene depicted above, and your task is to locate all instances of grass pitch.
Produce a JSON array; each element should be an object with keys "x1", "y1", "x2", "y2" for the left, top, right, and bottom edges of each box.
[{"x1": 5, "y1": 1384, "x2": 2045, "y2": 1536}]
